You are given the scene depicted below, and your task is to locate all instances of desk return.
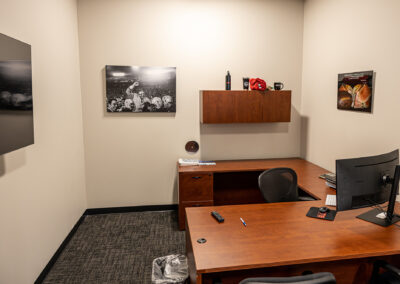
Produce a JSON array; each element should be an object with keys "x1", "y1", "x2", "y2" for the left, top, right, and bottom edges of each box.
[{"x1": 178, "y1": 159, "x2": 323, "y2": 230}]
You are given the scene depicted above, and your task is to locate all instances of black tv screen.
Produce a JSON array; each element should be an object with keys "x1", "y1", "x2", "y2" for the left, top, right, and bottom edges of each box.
[{"x1": 0, "y1": 33, "x2": 34, "y2": 155}]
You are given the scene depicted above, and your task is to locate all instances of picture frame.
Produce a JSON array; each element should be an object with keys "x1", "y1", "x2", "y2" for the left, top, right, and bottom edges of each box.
[
  {"x1": 337, "y1": 71, "x2": 374, "y2": 113},
  {"x1": 106, "y1": 65, "x2": 176, "y2": 113}
]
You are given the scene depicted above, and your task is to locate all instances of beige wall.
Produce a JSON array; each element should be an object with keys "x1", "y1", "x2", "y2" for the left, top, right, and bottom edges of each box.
[
  {"x1": 78, "y1": 0, "x2": 305, "y2": 208},
  {"x1": 301, "y1": 0, "x2": 400, "y2": 171},
  {"x1": 2, "y1": 0, "x2": 400, "y2": 281},
  {"x1": 0, "y1": 0, "x2": 87, "y2": 283}
]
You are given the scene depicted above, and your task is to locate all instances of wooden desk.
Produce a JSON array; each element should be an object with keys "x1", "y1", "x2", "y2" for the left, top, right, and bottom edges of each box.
[
  {"x1": 186, "y1": 202, "x2": 400, "y2": 284},
  {"x1": 178, "y1": 158, "x2": 333, "y2": 230},
  {"x1": 183, "y1": 158, "x2": 400, "y2": 283}
]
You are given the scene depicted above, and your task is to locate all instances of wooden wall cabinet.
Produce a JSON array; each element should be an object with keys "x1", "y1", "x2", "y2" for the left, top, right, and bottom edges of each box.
[{"x1": 200, "y1": 90, "x2": 291, "y2": 123}]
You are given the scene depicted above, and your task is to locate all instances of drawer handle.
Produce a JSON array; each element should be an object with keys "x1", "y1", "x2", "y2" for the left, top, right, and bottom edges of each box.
[
  {"x1": 192, "y1": 176, "x2": 202, "y2": 179},
  {"x1": 193, "y1": 204, "x2": 201, "y2": 207}
]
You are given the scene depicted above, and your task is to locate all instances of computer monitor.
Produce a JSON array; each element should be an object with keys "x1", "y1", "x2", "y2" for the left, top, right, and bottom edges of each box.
[
  {"x1": 336, "y1": 149, "x2": 399, "y2": 211},
  {"x1": 336, "y1": 149, "x2": 400, "y2": 227}
]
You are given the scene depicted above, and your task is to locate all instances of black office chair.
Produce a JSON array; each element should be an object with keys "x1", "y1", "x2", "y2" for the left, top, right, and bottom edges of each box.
[
  {"x1": 239, "y1": 272, "x2": 336, "y2": 284},
  {"x1": 258, "y1": 168, "x2": 313, "y2": 203},
  {"x1": 370, "y1": 260, "x2": 400, "y2": 284}
]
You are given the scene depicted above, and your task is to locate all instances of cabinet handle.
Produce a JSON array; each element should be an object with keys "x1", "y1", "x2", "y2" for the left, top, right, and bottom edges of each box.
[
  {"x1": 193, "y1": 204, "x2": 201, "y2": 207},
  {"x1": 192, "y1": 176, "x2": 202, "y2": 179}
]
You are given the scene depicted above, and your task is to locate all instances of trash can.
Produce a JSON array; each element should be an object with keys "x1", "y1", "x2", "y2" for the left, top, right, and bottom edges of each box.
[{"x1": 151, "y1": 254, "x2": 189, "y2": 284}]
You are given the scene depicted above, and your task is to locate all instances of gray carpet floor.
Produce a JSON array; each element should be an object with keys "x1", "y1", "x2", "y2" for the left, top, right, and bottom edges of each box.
[{"x1": 43, "y1": 210, "x2": 185, "y2": 284}]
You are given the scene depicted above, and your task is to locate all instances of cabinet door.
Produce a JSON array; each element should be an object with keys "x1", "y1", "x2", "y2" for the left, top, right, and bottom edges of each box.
[
  {"x1": 232, "y1": 92, "x2": 264, "y2": 123},
  {"x1": 202, "y1": 91, "x2": 263, "y2": 123},
  {"x1": 261, "y1": 91, "x2": 291, "y2": 122},
  {"x1": 179, "y1": 173, "x2": 213, "y2": 201}
]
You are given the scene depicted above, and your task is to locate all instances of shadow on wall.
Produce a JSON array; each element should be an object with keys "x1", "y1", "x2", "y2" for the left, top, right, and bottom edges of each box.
[
  {"x1": 172, "y1": 172, "x2": 178, "y2": 204},
  {"x1": 0, "y1": 150, "x2": 27, "y2": 177},
  {"x1": 199, "y1": 105, "x2": 306, "y2": 160},
  {"x1": 0, "y1": 156, "x2": 4, "y2": 176},
  {"x1": 100, "y1": 68, "x2": 176, "y2": 118},
  {"x1": 199, "y1": 122, "x2": 290, "y2": 160},
  {"x1": 300, "y1": 115, "x2": 309, "y2": 159},
  {"x1": 200, "y1": 122, "x2": 289, "y2": 135}
]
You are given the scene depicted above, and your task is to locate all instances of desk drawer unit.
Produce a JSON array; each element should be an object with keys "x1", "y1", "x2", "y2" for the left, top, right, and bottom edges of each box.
[
  {"x1": 179, "y1": 173, "x2": 213, "y2": 201},
  {"x1": 179, "y1": 173, "x2": 213, "y2": 230}
]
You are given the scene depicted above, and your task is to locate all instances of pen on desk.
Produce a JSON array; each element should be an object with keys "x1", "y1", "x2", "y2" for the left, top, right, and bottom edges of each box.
[{"x1": 240, "y1": 217, "x2": 247, "y2": 227}]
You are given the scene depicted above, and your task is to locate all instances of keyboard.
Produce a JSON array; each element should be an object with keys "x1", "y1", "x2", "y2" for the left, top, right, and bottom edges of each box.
[{"x1": 325, "y1": 194, "x2": 336, "y2": 206}]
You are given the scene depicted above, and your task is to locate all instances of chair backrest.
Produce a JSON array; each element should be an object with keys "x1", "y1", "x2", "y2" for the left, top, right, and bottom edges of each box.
[
  {"x1": 239, "y1": 272, "x2": 336, "y2": 284},
  {"x1": 258, "y1": 168, "x2": 298, "y2": 203}
]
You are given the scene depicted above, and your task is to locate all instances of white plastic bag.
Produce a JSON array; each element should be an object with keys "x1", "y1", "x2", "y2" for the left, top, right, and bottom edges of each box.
[{"x1": 151, "y1": 254, "x2": 188, "y2": 284}]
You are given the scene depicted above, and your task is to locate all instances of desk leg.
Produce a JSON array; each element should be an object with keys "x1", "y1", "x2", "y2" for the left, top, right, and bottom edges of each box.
[{"x1": 196, "y1": 273, "x2": 203, "y2": 284}]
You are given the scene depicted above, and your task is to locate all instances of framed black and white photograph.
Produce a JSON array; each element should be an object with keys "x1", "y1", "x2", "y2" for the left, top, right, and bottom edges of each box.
[
  {"x1": 0, "y1": 33, "x2": 34, "y2": 155},
  {"x1": 0, "y1": 60, "x2": 33, "y2": 111},
  {"x1": 106, "y1": 65, "x2": 176, "y2": 113}
]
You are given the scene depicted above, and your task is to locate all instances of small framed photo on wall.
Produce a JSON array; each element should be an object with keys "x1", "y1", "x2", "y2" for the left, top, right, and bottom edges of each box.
[{"x1": 337, "y1": 71, "x2": 374, "y2": 113}]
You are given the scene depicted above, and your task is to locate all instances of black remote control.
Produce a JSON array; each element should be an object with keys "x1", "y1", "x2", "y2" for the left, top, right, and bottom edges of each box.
[{"x1": 211, "y1": 211, "x2": 224, "y2": 223}]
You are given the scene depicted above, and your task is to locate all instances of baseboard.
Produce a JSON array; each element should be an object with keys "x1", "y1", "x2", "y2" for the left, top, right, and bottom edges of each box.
[
  {"x1": 34, "y1": 204, "x2": 178, "y2": 283},
  {"x1": 34, "y1": 214, "x2": 86, "y2": 284},
  {"x1": 84, "y1": 204, "x2": 178, "y2": 215}
]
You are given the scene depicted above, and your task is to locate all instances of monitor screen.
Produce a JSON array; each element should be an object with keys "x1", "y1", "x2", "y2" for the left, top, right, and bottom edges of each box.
[
  {"x1": 0, "y1": 33, "x2": 34, "y2": 155},
  {"x1": 336, "y1": 150, "x2": 399, "y2": 211}
]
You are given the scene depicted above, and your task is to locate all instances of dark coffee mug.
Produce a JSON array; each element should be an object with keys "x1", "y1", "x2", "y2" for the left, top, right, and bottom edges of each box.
[
  {"x1": 243, "y1": 78, "x2": 249, "y2": 90},
  {"x1": 274, "y1": 82, "x2": 284, "y2": 90}
]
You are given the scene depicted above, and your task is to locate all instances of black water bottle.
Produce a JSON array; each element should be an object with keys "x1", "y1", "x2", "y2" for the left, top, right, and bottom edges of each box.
[{"x1": 225, "y1": 71, "x2": 231, "y2": 90}]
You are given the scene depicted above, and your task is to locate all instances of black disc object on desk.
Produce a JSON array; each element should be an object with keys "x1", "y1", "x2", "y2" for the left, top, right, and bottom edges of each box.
[
  {"x1": 185, "y1": 141, "x2": 199, "y2": 153},
  {"x1": 197, "y1": 238, "x2": 207, "y2": 244}
]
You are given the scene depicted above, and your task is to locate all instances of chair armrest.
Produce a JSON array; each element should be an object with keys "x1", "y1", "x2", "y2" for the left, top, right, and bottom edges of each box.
[{"x1": 239, "y1": 272, "x2": 336, "y2": 283}]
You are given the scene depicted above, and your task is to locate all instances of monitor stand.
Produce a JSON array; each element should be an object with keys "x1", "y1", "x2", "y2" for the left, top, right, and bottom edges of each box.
[
  {"x1": 357, "y1": 208, "x2": 400, "y2": 227},
  {"x1": 357, "y1": 165, "x2": 400, "y2": 227}
]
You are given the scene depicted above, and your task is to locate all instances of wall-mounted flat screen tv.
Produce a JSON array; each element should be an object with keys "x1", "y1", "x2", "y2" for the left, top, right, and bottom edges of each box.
[{"x1": 0, "y1": 33, "x2": 34, "y2": 155}]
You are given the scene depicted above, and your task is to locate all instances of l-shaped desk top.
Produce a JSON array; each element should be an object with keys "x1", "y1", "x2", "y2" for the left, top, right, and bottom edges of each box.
[
  {"x1": 183, "y1": 158, "x2": 400, "y2": 283},
  {"x1": 179, "y1": 158, "x2": 334, "y2": 200}
]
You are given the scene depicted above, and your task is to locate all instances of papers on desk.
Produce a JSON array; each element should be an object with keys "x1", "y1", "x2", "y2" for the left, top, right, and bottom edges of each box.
[
  {"x1": 178, "y1": 158, "x2": 216, "y2": 166},
  {"x1": 325, "y1": 181, "x2": 336, "y2": 189},
  {"x1": 320, "y1": 172, "x2": 336, "y2": 189}
]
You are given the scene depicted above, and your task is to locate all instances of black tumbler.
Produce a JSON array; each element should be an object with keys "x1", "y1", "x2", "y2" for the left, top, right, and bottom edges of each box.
[{"x1": 243, "y1": 78, "x2": 249, "y2": 90}]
